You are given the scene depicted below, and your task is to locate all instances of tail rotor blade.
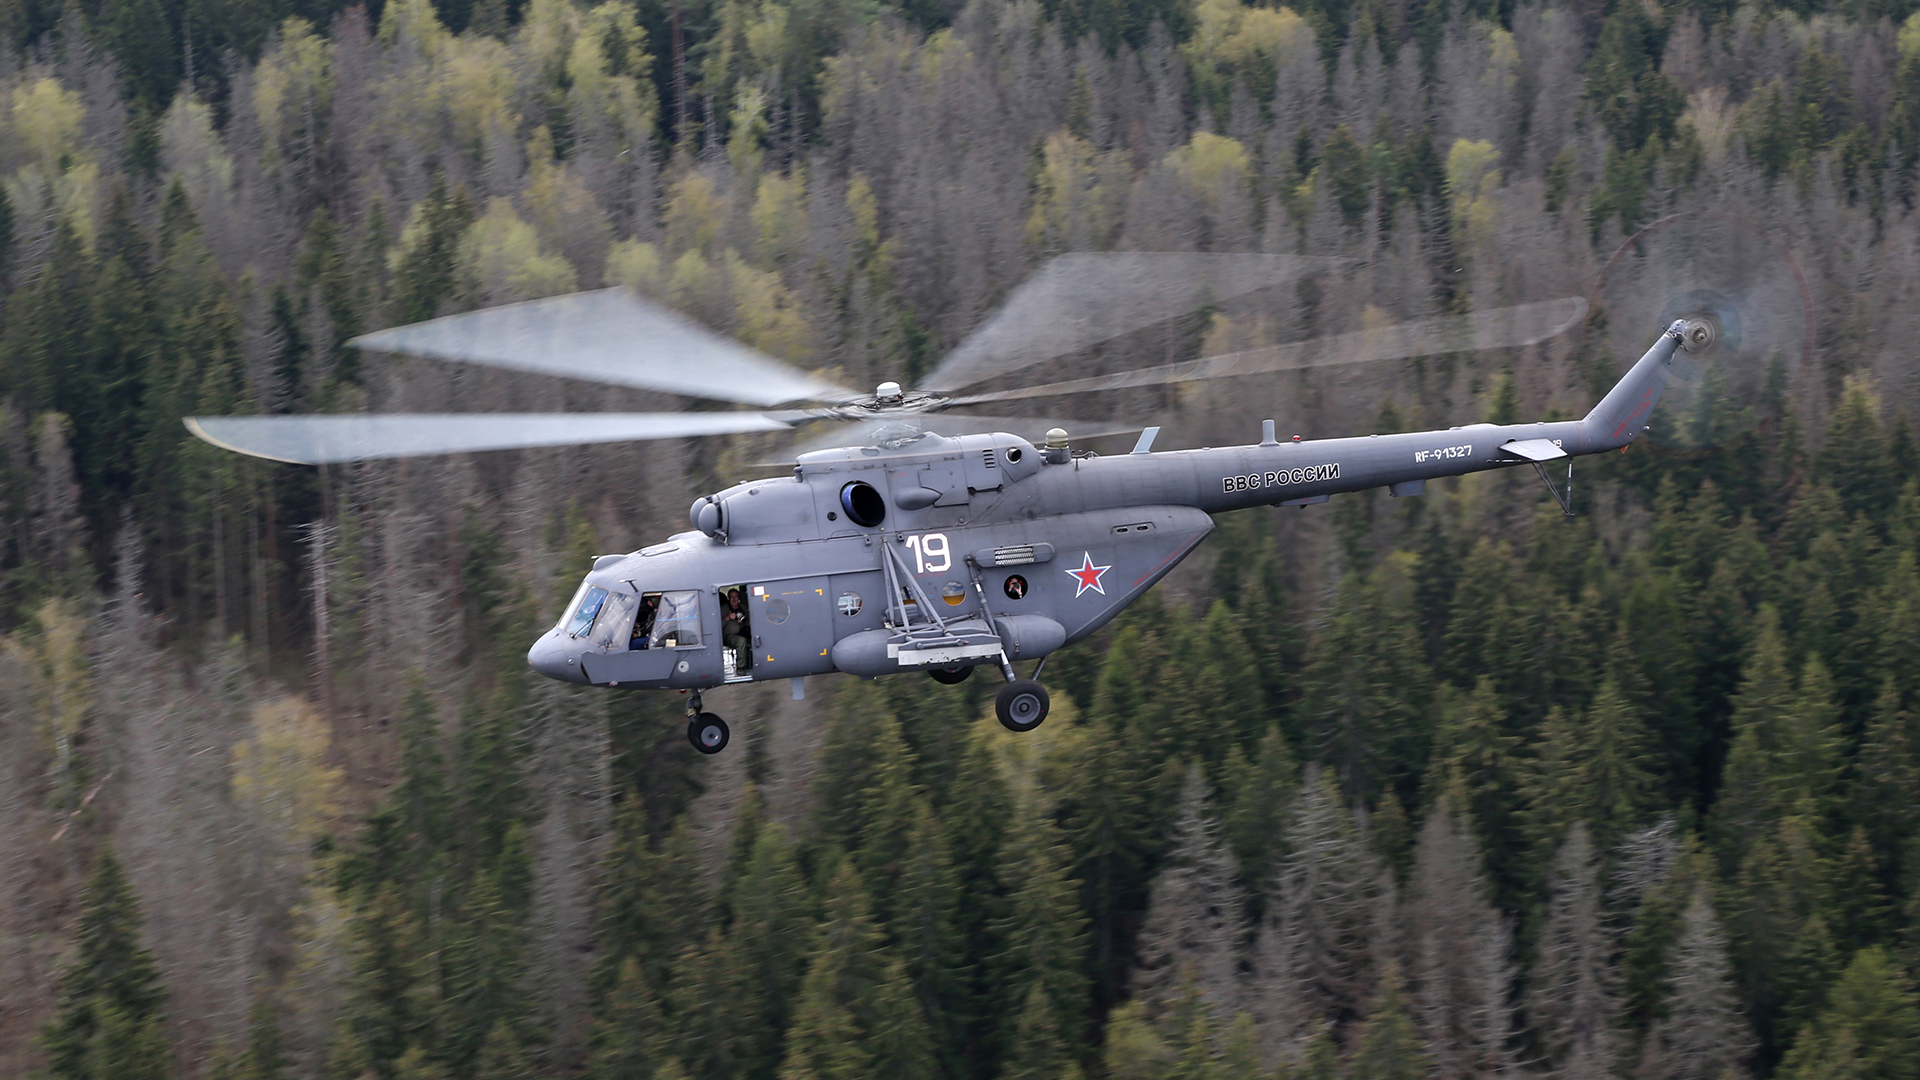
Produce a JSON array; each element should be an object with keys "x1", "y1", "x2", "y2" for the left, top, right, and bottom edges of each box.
[
  {"x1": 944, "y1": 297, "x2": 1588, "y2": 406},
  {"x1": 350, "y1": 289, "x2": 853, "y2": 407},
  {"x1": 185, "y1": 412, "x2": 796, "y2": 465},
  {"x1": 920, "y1": 253, "x2": 1345, "y2": 393}
]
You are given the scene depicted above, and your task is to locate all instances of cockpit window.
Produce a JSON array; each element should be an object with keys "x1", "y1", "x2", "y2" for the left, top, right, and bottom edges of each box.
[
  {"x1": 568, "y1": 586, "x2": 609, "y2": 637},
  {"x1": 587, "y1": 590, "x2": 638, "y2": 651},
  {"x1": 650, "y1": 590, "x2": 703, "y2": 648}
]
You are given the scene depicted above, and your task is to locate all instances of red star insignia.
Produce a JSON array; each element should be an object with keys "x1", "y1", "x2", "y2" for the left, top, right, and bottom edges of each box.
[{"x1": 1066, "y1": 552, "x2": 1111, "y2": 597}]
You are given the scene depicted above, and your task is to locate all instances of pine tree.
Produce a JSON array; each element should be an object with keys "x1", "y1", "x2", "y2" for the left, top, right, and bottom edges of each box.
[
  {"x1": 1852, "y1": 680, "x2": 1919, "y2": 896},
  {"x1": 1170, "y1": 601, "x2": 1268, "y2": 756},
  {"x1": 1347, "y1": 962, "x2": 1426, "y2": 1080},
  {"x1": 1818, "y1": 375, "x2": 1891, "y2": 523},
  {"x1": 41, "y1": 848, "x2": 171, "y2": 1080},
  {"x1": 1292, "y1": 566, "x2": 1430, "y2": 804},
  {"x1": 1710, "y1": 606, "x2": 1797, "y2": 871},
  {"x1": 1422, "y1": 678, "x2": 1522, "y2": 902},
  {"x1": 891, "y1": 800, "x2": 970, "y2": 1065},
  {"x1": 1220, "y1": 726, "x2": 1298, "y2": 890},
  {"x1": 854, "y1": 715, "x2": 924, "y2": 926},
  {"x1": 473, "y1": 1020, "x2": 535, "y2": 1080},
  {"x1": 587, "y1": 957, "x2": 674, "y2": 1080},
  {"x1": 1526, "y1": 825, "x2": 1618, "y2": 1074},
  {"x1": 1099, "y1": 1000, "x2": 1173, "y2": 1080},
  {"x1": 1407, "y1": 793, "x2": 1514, "y2": 1078},
  {"x1": 391, "y1": 176, "x2": 478, "y2": 324},
  {"x1": 1524, "y1": 680, "x2": 1657, "y2": 863},
  {"x1": 595, "y1": 805, "x2": 706, "y2": 1001},
  {"x1": 1251, "y1": 767, "x2": 1378, "y2": 1054},
  {"x1": 676, "y1": 821, "x2": 809, "y2": 1080},
  {"x1": 1636, "y1": 889, "x2": 1753, "y2": 1080},
  {"x1": 993, "y1": 816, "x2": 1090, "y2": 1079},
  {"x1": 1615, "y1": 572, "x2": 1702, "y2": 800},
  {"x1": 777, "y1": 860, "x2": 936, "y2": 1080},
  {"x1": 1776, "y1": 947, "x2": 1920, "y2": 1080},
  {"x1": 345, "y1": 885, "x2": 422, "y2": 1073},
  {"x1": 1061, "y1": 702, "x2": 1159, "y2": 1007}
]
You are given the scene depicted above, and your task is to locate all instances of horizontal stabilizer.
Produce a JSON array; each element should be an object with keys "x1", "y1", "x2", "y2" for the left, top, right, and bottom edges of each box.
[{"x1": 1499, "y1": 438, "x2": 1569, "y2": 462}]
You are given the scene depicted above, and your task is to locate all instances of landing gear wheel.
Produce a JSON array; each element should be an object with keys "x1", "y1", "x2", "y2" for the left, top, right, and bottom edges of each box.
[
  {"x1": 688, "y1": 713, "x2": 730, "y2": 754},
  {"x1": 929, "y1": 665, "x2": 974, "y2": 685},
  {"x1": 995, "y1": 679, "x2": 1050, "y2": 732}
]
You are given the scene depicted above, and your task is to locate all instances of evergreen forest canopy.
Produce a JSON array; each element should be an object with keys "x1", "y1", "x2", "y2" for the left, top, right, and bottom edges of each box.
[{"x1": 8, "y1": 0, "x2": 1920, "y2": 1077}]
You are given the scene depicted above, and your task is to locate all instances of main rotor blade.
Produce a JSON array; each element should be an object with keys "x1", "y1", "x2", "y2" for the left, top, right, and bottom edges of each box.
[
  {"x1": 350, "y1": 289, "x2": 853, "y2": 407},
  {"x1": 943, "y1": 297, "x2": 1589, "y2": 406},
  {"x1": 185, "y1": 412, "x2": 795, "y2": 465},
  {"x1": 919, "y1": 253, "x2": 1344, "y2": 393},
  {"x1": 779, "y1": 413, "x2": 1138, "y2": 460}
]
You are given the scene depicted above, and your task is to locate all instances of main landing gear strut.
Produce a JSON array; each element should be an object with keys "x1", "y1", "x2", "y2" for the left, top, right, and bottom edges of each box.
[
  {"x1": 993, "y1": 655, "x2": 1052, "y2": 733},
  {"x1": 686, "y1": 692, "x2": 730, "y2": 755}
]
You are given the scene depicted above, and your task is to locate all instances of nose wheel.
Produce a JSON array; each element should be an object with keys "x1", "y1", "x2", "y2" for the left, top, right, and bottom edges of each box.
[{"x1": 686, "y1": 693, "x2": 730, "y2": 754}]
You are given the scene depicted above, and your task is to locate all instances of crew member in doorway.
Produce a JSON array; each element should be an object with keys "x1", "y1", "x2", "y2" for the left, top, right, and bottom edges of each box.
[{"x1": 723, "y1": 588, "x2": 750, "y2": 670}]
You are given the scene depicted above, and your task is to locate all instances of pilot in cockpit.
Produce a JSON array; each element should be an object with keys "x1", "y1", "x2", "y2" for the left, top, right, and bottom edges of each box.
[{"x1": 632, "y1": 593, "x2": 660, "y2": 649}]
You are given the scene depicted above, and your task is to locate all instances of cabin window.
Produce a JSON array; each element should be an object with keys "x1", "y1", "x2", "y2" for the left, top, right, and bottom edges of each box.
[
  {"x1": 632, "y1": 593, "x2": 662, "y2": 648},
  {"x1": 650, "y1": 590, "x2": 704, "y2": 648}
]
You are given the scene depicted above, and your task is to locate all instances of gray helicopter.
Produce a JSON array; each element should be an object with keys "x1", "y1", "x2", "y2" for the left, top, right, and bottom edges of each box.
[{"x1": 187, "y1": 253, "x2": 1688, "y2": 755}]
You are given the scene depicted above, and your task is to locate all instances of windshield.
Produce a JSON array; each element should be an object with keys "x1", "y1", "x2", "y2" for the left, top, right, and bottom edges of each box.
[
  {"x1": 567, "y1": 585, "x2": 609, "y2": 637},
  {"x1": 587, "y1": 590, "x2": 638, "y2": 651}
]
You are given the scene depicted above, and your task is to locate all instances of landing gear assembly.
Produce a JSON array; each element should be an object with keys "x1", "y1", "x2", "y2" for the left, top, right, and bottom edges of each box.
[
  {"x1": 686, "y1": 692, "x2": 730, "y2": 755},
  {"x1": 928, "y1": 665, "x2": 974, "y2": 685},
  {"x1": 995, "y1": 678, "x2": 1050, "y2": 732}
]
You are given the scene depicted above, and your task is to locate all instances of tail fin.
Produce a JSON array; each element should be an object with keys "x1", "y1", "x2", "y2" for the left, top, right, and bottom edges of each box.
[{"x1": 1582, "y1": 321, "x2": 1687, "y2": 450}]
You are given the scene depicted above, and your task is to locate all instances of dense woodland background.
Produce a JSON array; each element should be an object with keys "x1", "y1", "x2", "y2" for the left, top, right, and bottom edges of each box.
[{"x1": 7, "y1": 0, "x2": 1920, "y2": 1077}]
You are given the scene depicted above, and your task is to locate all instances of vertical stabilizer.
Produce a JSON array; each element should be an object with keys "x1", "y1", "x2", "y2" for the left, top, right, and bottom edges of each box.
[{"x1": 1582, "y1": 321, "x2": 1687, "y2": 451}]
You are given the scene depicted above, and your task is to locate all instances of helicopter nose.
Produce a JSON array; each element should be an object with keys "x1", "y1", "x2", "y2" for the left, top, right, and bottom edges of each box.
[{"x1": 527, "y1": 631, "x2": 584, "y2": 684}]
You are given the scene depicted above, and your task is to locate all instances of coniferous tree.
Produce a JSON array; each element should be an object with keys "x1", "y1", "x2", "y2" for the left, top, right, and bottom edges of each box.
[
  {"x1": 891, "y1": 800, "x2": 970, "y2": 1068},
  {"x1": 777, "y1": 859, "x2": 936, "y2": 1080},
  {"x1": 1776, "y1": 947, "x2": 1920, "y2": 1080},
  {"x1": 1711, "y1": 606, "x2": 1798, "y2": 871},
  {"x1": 1131, "y1": 763, "x2": 1243, "y2": 1021},
  {"x1": 1251, "y1": 767, "x2": 1378, "y2": 1054},
  {"x1": 42, "y1": 848, "x2": 171, "y2": 1080},
  {"x1": 993, "y1": 816, "x2": 1091, "y2": 1079},
  {"x1": 1407, "y1": 792, "x2": 1513, "y2": 1079},
  {"x1": 1293, "y1": 565, "x2": 1430, "y2": 804},
  {"x1": 1220, "y1": 726, "x2": 1297, "y2": 889},
  {"x1": 586, "y1": 958, "x2": 674, "y2": 1080},
  {"x1": 1526, "y1": 824, "x2": 1618, "y2": 1075},
  {"x1": 1422, "y1": 678, "x2": 1522, "y2": 901},
  {"x1": 1636, "y1": 889, "x2": 1753, "y2": 1080},
  {"x1": 677, "y1": 820, "x2": 809, "y2": 1080},
  {"x1": 1348, "y1": 961, "x2": 1426, "y2": 1080}
]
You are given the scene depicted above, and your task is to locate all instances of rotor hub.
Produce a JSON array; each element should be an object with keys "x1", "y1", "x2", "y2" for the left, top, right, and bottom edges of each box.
[{"x1": 1678, "y1": 318, "x2": 1718, "y2": 353}]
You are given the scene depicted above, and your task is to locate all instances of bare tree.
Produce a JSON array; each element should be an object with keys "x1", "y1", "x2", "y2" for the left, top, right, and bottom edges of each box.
[
  {"x1": 1635, "y1": 889, "x2": 1753, "y2": 1080},
  {"x1": 1528, "y1": 824, "x2": 1619, "y2": 1078},
  {"x1": 1132, "y1": 762, "x2": 1245, "y2": 1021},
  {"x1": 1249, "y1": 765, "x2": 1379, "y2": 1060},
  {"x1": 1408, "y1": 795, "x2": 1515, "y2": 1080}
]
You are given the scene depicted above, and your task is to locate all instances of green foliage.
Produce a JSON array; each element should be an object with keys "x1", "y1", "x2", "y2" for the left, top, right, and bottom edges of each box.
[
  {"x1": 41, "y1": 848, "x2": 171, "y2": 1080},
  {"x1": 17, "y1": 5, "x2": 1920, "y2": 1078},
  {"x1": 1778, "y1": 948, "x2": 1920, "y2": 1080}
]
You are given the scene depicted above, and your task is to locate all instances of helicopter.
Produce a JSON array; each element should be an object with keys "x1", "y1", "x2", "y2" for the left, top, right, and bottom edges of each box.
[{"x1": 187, "y1": 253, "x2": 1695, "y2": 755}]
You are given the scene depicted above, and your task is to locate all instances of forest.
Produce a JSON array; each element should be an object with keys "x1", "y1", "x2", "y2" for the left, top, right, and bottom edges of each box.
[{"x1": 6, "y1": 0, "x2": 1920, "y2": 1076}]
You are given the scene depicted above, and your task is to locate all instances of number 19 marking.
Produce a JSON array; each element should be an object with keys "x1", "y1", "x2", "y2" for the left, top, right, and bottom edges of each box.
[{"x1": 905, "y1": 532, "x2": 951, "y2": 574}]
